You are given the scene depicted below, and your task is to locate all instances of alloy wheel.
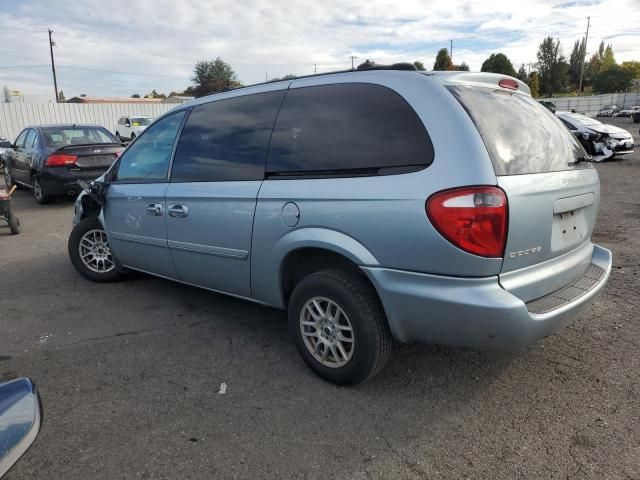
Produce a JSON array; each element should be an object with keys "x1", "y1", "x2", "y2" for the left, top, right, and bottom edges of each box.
[
  {"x1": 78, "y1": 229, "x2": 115, "y2": 274},
  {"x1": 299, "y1": 296, "x2": 355, "y2": 368}
]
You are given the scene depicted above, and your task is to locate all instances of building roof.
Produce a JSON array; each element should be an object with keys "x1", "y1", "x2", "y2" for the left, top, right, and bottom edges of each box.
[{"x1": 66, "y1": 96, "x2": 163, "y2": 104}]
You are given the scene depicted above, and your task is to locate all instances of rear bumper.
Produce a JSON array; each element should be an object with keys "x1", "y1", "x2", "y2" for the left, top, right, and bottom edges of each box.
[
  {"x1": 39, "y1": 168, "x2": 106, "y2": 196},
  {"x1": 362, "y1": 244, "x2": 612, "y2": 351}
]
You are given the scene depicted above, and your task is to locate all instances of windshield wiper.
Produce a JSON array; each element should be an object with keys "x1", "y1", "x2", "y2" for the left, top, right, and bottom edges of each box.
[{"x1": 568, "y1": 154, "x2": 592, "y2": 166}]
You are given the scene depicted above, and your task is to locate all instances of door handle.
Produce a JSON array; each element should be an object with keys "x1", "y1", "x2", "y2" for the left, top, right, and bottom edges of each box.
[
  {"x1": 145, "y1": 203, "x2": 163, "y2": 216},
  {"x1": 168, "y1": 204, "x2": 189, "y2": 218}
]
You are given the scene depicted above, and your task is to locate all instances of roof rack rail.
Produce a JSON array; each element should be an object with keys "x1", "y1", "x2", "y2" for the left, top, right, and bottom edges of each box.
[{"x1": 356, "y1": 60, "x2": 417, "y2": 71}]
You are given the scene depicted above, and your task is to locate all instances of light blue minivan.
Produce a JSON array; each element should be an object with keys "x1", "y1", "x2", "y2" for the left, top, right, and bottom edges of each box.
[{"x1": 68, "y1": 64, "x2": 612, "y2": 385}]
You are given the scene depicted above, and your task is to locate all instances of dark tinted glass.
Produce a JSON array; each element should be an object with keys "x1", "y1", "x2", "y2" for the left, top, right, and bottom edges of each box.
[
  {"x1": 25, "y1": 130, "x2": 37, "y2": 149},
  {"x1": 448, "y1": 86, "x2": 591, "y2": 175},
  {"x1": 266, "y1": 83, "x2": 433, "y2": 175},
  {"x1": 14, "y1": 130, "x2": 28, "y2": 147},
  {"x1": 41, "y1": 126, "x2": 118, "y2": 147},
  {"x1": 171, "y1": 91, "x2": 285, "y2": 182},
  {"x1": 116, "y1": 110, "x2": 186, "y2": 182}
]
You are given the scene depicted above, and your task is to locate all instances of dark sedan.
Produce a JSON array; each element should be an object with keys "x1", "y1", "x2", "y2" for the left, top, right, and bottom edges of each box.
[{"x1": 3, "y1": 124, "x2": 124, "y2": 204}]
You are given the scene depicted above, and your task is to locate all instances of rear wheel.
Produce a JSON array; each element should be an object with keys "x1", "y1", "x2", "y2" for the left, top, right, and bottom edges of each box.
[
  {"x1": 68, "y1": 217, "x2": 121, "y2": 282},
  {"x1": 130, "y1": 132, "x2": 136, "y2": 141},
  {"x1": 32, "y1": 176, "x2": 50, "y2": 204},
  {"x1": 288, "y1": 269, "x2": 392, "y2": 385},
  {"x1": 8, "y1": 213, "x2": 19, "y2": 234}
]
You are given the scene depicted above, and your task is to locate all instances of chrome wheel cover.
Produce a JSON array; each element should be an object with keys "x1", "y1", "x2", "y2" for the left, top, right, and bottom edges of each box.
[
  {"x1": 78, "y1": 229, "x2": 115, "y2": 274},
  {"x1": 300, "y1": 296, "x2": 355, "y2": 368}
]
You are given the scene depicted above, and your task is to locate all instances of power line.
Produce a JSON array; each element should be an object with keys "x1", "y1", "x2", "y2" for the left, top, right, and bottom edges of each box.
[{"x1": 57, "y1": 65, "x2": 189, "y2": 79}]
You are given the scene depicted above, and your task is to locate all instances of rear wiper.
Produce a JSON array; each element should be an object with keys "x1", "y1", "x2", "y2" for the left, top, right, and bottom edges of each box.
[{"x1": 568, "y1": 154, "x2": 592, "y2": 166}]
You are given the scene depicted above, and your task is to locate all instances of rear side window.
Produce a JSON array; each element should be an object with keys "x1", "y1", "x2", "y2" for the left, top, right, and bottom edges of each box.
[
  {"x1": 266, "y1": 83, "x2": 433, "y2": 176},
  {"x1": 448, "y1": 86, "x2": 590, "y2": 175},
  {"x1": 25, "y1": 130, "x2": 37, "y2": 149},
  {"x1": 171, "y1": 90, "x2": 285, "y2": 182}
]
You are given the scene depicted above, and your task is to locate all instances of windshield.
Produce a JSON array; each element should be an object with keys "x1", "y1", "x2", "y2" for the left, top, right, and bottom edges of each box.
[
  {"x1": 131, "y1": 117, "x2": 152, "y2": 126},
  {"x1": 42, "y1": 126, "x2": 119, "y2": 148},
  {"x1": 565, "y1": 114, "x2": 601, "y2": 126},
  {"x1": 448, "y1": 86, "x2": 591, "y2": 175}
]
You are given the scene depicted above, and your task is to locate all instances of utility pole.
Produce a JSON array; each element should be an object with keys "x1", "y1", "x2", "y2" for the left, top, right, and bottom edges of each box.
[
  {"x1": 450, "y1": 40, "x2": 453, "y2": 68},
  {"x1": 314, "y1": 63, "x2": 317, "y2": 74},
  {"x1": 350, "y1": 56, "x2": 357, "y2": 70},
  {"x1": 265, "y1": 72, "x2": 268, "y2": 82},
  {"x1": 48, "y1": 28, "x2": 59, "y2": 103},
  {"x1": 577, "y1": 16, "x2": 590, "y2": 97}
]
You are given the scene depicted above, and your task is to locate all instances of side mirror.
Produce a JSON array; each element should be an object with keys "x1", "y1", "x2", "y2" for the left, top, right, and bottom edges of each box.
[
  {"x1": 0, "y1": 378, "x2": 42, "y2": 478},
  {"x1": 125, "y1": 122, "x2": 130, "y2": 127}
]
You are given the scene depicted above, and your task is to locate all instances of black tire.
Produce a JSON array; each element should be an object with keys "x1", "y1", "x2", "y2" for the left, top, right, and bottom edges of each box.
[
  {"x1": 32, "y1": 176, "x2": 50, "y2": 204},
  {"x1": 68, "y1": 217, "x2": 122, "y2": 282},
  {"x1": 8, "y1": 213, "x2": 20, "y2": 234},
  {"x1": 3, "y1": 165, "x2": 20, "y2": 189},
  {"x1": 288, "y1": 269, "x2": 392, "y2": 385},
  {"x1": 115, "y1": 132, "x2": 122, "y2": 141}
]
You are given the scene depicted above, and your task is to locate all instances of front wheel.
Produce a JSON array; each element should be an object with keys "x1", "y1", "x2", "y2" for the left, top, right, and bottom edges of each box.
[
  {"x1": 288, "y1": 269, "x2": 392, "y2": 385},
  {"x1": 68, "y1": 217, "x2": 121, "y2": 282},
  {"x1": 3, "y1": 165, "x2": 19, "y2": 189},
  {"x1": 8, "y1": 213, "x2": 20, "y2": 234}
]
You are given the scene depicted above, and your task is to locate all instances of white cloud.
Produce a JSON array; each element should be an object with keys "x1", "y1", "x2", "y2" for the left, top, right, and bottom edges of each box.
[{"x1": 0, "y1": 0, "x2": 638, "y2": 97}]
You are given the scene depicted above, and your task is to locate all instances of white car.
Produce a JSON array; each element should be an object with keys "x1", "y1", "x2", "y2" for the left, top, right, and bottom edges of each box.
[
  {"x1": 596, "y1": 105, "x2": 619, "y2": 117},
  {"x1": 114, "y1": 116, "x2": 153, "y2": 142},
  {"x1": 557, "y1": 111, "x2": 634, "y2": 161},
  {"x1": 613, "y1": 106, "x2": 640, "y2": 117}
]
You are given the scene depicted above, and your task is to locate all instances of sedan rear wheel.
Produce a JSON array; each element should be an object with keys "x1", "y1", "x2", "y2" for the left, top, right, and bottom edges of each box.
[{"x1": 32, "y1": 176, "x2": 49, "y2": 204}]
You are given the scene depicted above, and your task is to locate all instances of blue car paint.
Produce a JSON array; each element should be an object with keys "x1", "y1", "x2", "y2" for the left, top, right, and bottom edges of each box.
[{"x1": 73, "y1": 70, "x2": 613, "y2": 352}]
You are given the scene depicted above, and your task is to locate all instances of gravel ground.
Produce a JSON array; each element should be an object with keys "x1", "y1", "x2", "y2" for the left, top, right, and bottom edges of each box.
[{"x1": 1, "y1": 117, "x2": 639, "y2": 479}]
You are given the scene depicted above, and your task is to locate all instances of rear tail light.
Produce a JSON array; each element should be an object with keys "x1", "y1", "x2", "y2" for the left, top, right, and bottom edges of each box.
[
  {"x1": 46, "y1": 154, "x2": 77, "y2": 166},
  {"x1": 426, "y1": 186, "x2": 508, "y2": 258},
  {"x1": 114, "y1": 151, "x2": 122, "y2": 158},
  {"x1": 499, "y1": 78, "x2": 519, "y2": 90}
]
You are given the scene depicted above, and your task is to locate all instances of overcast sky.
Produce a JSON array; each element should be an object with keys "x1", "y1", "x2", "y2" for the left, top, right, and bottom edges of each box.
[{"x1": 0, "y1": 0, "x2": 638, "y2": 99}]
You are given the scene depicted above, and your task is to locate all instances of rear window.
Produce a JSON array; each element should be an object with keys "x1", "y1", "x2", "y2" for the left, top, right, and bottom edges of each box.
[
  {"x1": 266, "y1": 83, "x2": 434, "y2": 176},
  {"x1": 42, "y1": 126, "x2": 118, "y2": 148},
  {"x1": 448, "y1": 86, "x2": 591, "y2": 175}
]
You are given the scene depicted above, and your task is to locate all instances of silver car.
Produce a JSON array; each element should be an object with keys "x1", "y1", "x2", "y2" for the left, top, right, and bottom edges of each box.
[{"x1": 68, "y1": 66, "x2": 612, "y2": 385}]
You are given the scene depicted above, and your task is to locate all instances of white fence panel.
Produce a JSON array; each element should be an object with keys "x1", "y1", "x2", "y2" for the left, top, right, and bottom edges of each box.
[
  {"x1": 545, "y1": 92, "x2": 640, "y2": 116},
  {"x1": 0, "y1": 103, "x2": 177, "y2": 141}
]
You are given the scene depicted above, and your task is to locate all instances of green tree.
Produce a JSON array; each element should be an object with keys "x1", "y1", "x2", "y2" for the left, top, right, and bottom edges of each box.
[
  {"x1": 621, "y1": 61, "x2": 640, "y2": 80},
  {"x1": 433, "y1": 48, "x2": 452, "y2": 71},
  {"x1": 268, "y1": 74, "x2": 297, "y2": 82},
  {"x1": 453, "y1": 62, "x2": 469, "y2": 71},
  {"x1": 537, "y1": 37, "x2": 568, "y2": 96},
  {"x1": 131, "y1": 93, "x2": 141, "y2": 98},
  {"x1": 192, "y1": 58, "x2": 240, "y2": 97},
  {"x1": 568, "y1": 37, "x2": 587, "y2": 89},
  {"x1": 145, "y1": 89, "x2": 166, "y2": 99},
  {"x1": 413, "y1": 60, "x2": 426, "y2": 71},
  {"x1": 593, "y1": 65, "x2": 633, "y2": 93},
  {"x1": 602, "y1": 44, "x2": 616, "y2": 71},
  {"x1": 2, "y1": 86, "x2": 11, "y2": 103},
  {"x1": 480, "y1": 53, "x2": 516, "y2": 76},
  {"x1": 57, "y1": 90, "x2": 66, "y2": 102},
  {"x1": 516, "y1": 64, "x2": 528, "y2": 82},
  {"x1": 528, "y1": 72, "x2": 541, "y2": 98}
]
